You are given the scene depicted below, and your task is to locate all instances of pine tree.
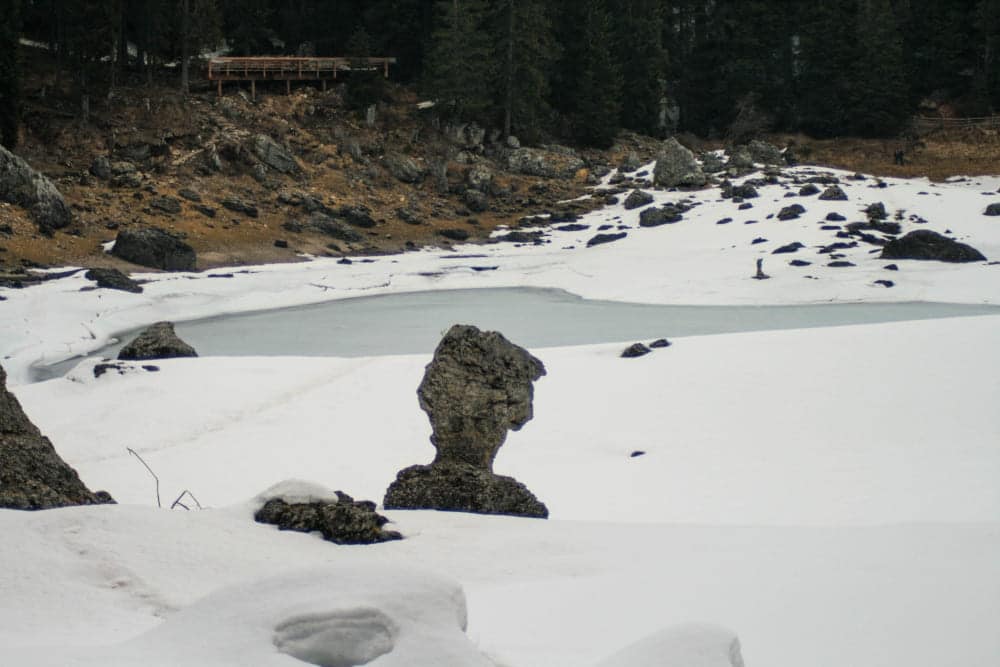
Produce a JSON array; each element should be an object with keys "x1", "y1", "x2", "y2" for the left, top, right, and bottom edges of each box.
[
  {"x1": 615, "y1": 0, "x2": 667, "y2": 136},
  {"x1": 0, "y1": 0, "x2": 20, "y2": 148},
  {"x1": 492, "y1": 0, "x2": 557, "y2": 143},
  {"x1": 564, "y1": 0, "x2": 621, "y2": 147},
  {"x1": 424, "y1": 0, "x2": 492, "y2": 121},
  {"x1": 344, "y1": 26, "x2": 385, "y2": 110},
  {"x1": 974, "y1": 0, "x2": 1000, "y2": 110},
  {"x1": 795, "y1": 0, "x2": 857, "y2": 137},
  {"x1": 850, "y1": 0, "x2": 910, "y2": 136}
]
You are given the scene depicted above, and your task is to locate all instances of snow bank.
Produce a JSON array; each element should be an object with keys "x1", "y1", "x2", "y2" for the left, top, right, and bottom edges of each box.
[{"x1": 594, "y1": 624, "x2": 744, "y2": 667}]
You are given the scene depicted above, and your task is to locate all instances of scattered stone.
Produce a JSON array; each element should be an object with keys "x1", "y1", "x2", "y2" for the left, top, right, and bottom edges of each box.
[
  {"x1": 746, "y1": 140, "x2": 784, "y2": 165},
  {"x1": 84, "y1": 268, "x2": 143, "y2": 293},
  {"x1": 466, "y1": 164, "x2": 493, "y2": 192},
  {"x1": 699, "y1": 152, "x2": 726, "y2": 173},
  {"x1": 383, "y1": 325, "x2": 548, "y2": 518},
  {"x1": 463, "y1": 189, "x2": 488, "y2": 213},
  {"x1": 111, "y1": 227, "x2": 196, "y2": 271},
  {"x1": 880, "y1": 230, "x2": 987, "y2": 263},
  {"x1": 396, "y1": 208, "x2": 423, "y2": 225},
  {"x1": 556, "y1": 223, "x2": 589, "y2": 232},
  {"x1": 884, "y1": 264, "x2": 899, "y2": 271},
  {"x1": 630, "y1": 450, "x2": 646, "y2": 458},
  {"x1": 819, "y1": 185, "x2": 848, "y2": 201},
  {"x1": 383, "y1": 152, "x2": 425, "y2": 184},
  {"x1": 0, "y1": 144, "x2": 73, "y2": 233},
  {"x1": 845, "y1": 220, "x2": 902, "y2": 235},
  {"x1": 221, "y1": 197, "x2": 258, "y2": 218},
  {"x1": 150, "y1": 196, "x2": 181, "y2": 214},
  {"x1": 621, "y1": 343, "x2": 651, "y2": 358},
  {"x1": 865, "y1": 202, "x2": 888, "y2": 220},
  {"x1": 653, "y1": 138, "x2": 707, "y2": 188},
  {"x1": 438, "y1": 228, "x2": 470, "y2": 242},
  {"x1": 506, "y1": 146, "x2": 584, "y2": 179},
  {"x1": 194, "y1": 205, "x2": 216, "y2": 218},
  {"x1": 825, "y1": 212, "x2": 846, "y2": 222},
  {"x1": 89, "y1": 155, "x2": 112, "y2": 180},
  {"x1": 723, "y1": 183, "x2": 759, "y2": 199},
  {"x1": 178, "y1": 188, "x2": 202, "y2": 203},
  {"x1": 623, "y1": 190, "x2": 654, "y2": 210},
  {"x1": 255, "y1": 492, "x2": 402, "y2": 545},
  {"x1": 252, "y1": 134, "x2": 299, "y2": 174},
  {"x1": 751, "y1": 237, "x2": 768, "y2": 245},
  {"x1": 789, "y1": 259, "x2": 812, "y2": 267},
  {"x1": 649, "y1": 338, "x2": 671, "y2": 348},
  {"x1": 118, "y1": 321, "x2": 198, "y2": 360},
  {"x1": 273, "y1": 239, "x2": 288, "y2": 248},
  {"x1": 874, "y1": 279, "x2": 895, "y2": 288},
  {"x1": 639, "y1": 205, "x2": 683, "y2": 227},
  {"x1": 738, "y1": 202, "x2": 753, "y2": 210},
  {"x1": 799, "y1": 183, "x2": 820, "y2": 196},
  {"x1": 772, "y1": 242, "x2": 804, "y2": 254},
  {"x1": 716, "y1": 217, "x2": 733, "y2": 225},
  {"x1": 1, "y1": 364, "x2": 115, "y2": 510},
  {"x1": 984, "y1": 203, "x2": 1000, "y2": 216},
  {"x1": 587, "y1": 232, "x2": 627, "y2": 247},
  {"x1": 337, "y1": 205, "x2": 376, "y2": 228},
  {"x1": 493, "y1": 231, "x2": 544, "y2": 244},
  {"x1": 777, "y1": 204, "x2": 806, "y2": 220}
]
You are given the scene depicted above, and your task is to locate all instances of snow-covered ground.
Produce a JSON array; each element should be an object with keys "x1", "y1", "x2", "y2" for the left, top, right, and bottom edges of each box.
[{"x1": 2, "y1": 162, "x2": 999, "y2": 666}]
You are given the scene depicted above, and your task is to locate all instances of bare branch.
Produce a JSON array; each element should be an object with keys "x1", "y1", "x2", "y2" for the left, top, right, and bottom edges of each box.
[{"x1": 126, "y1": 447, "x2": 161, "y2": 508}]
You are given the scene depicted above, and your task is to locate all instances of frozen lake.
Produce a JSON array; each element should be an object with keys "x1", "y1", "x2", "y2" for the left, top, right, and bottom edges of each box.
[{"x1": 36, "y1": 287, "x2": 1000, "y2": 380}]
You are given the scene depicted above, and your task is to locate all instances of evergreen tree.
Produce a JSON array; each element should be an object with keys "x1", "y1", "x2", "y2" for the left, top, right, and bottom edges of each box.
[
  {"x1": 0, "y1": 0, "x2": 20, "y2": 148},
  {"x1": 221, "y1": 0, "x2": 273, "y2": 55},
  {"x1": 492, "y1": 0, "x2": 556, "y2": 143},
  {"x1": 344, "y1": 26, "x2": 385, "y2": 110},
  {"x1": 795, "y1": 0, "x2": 857, "y2": 137},
  {"x1": 562, "y1": 0, "x2": 621, "y2": 147},
  {"x1": 974, "y1": 0, "x2": 1000, "y2": 110},
  {"x1": 850, "y1": 0, "x2": 910, "y2": 136},
  {"x1": 424, "y1": 0, "x2": 492, "y2": 121},
  {"x1": 614, "y1": 0, "x2": 667, "y2": 136}
]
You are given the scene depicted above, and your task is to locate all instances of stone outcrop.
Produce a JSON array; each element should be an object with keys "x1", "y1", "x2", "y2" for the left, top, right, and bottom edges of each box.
[
  {"x1": 506, "y1": 146, "x2": 584, "y2": 179},
  {"x1": 111, "y1": 227, "x2": 197, "y2": 271},
  {"x1": 653, "y1": 138, "x2": 707, "y2": 188},
  {"x1": 1, "y1": 364, "x2": 114, "y2": 510},
  {"x1": 623, "y1": 190, "x2": 654, "y2": 210},
  {"x1": 880, "y1": 230, "x2": 987, "y2": 263},
  {"x1": 383, "y1": 152, "x2": 425, "y2": 184},
  {"x1": 0, "y1": 144, "x2": 73, "y2": 234},
  {"x1": 746, "y1": 139, "x2": 785, "y2": 165},
  {"x1": 252, "y1": 134, "x2": 299, "y2": 174},
  {"x1": 118, "y1": 322, "x2": 198, "y2": 360},
  {"x1": 84, "y1": 268, "x2": 143, "y2": 293},
  {"x1": 384, "y1": 325, "x2": 548, "y2": 518},
  {"x1": 255, "y1": 491, "x2": 402, "y2": 545}
]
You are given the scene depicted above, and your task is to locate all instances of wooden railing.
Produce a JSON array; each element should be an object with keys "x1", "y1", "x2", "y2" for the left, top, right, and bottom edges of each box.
[
  {"x1": 207, "y1": 56, "x2": 397, "y2": 81},
  {"x1": 912, "y1": 115, "x2": 1000, "y2": 133}
]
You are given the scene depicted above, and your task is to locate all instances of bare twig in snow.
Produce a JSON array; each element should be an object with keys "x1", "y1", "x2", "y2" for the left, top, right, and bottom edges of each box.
[{"x1": 126, "y1": 447, "x2": 161, "y2": 508}]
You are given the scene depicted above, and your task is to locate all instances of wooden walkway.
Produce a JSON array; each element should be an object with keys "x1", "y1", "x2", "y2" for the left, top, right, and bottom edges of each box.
[{"x1": 208, "y1": 56, "x2": 397, "y2": 98}]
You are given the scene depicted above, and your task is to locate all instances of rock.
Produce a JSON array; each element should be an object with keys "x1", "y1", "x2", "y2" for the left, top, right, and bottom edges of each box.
[
  {"x1": 221, "y1": 197, "x2": 258, "y2": 218},
  {"x1": 383, "y1": 325, "x2": 547, "y2": 518},
  {"x1": 118, "y1": 321, "x2": 198, "y2": 360},
  {"x1": 983, "y1": 203, "x2": 1000, "y2": 216},
  {"x1": 178, "y1": 188, "x2": 202, "y2": 203},
  {"x1": 726, "y1": 147, "x2": 754, "y2": 173},
  {"x1": 556, "y1": 223, "x2": 589, "y2": 232},
  {"x1": 623, "y1": 190, "x2": 654, "y2": 210},
  {"x1": 789, "y1": 259, "x2": 812, "y2": 266},
  {"x1": 819, "y1": 185, "x2": 848, "y2": 201},
  {"x1": 463, "y1": 189, "x2": 489, "y2": 213},
  {"x1": 723, "y1": 183, "x2": 758, "y2": 199},
  {"x1": 112, "y1": 172, "x2": 142, "y2": 188},
  {"x1": 337, "y1": 205, "x2": 376, "y2": 228},
  {"x1": 194, "y1": 205, "x2": 216, "y2": 218},
  {"x1": 494, "y1": 230, "x2": 545, "y2": 244},
  {"x1": 111, "y1": 161, "x2": 138, "y2": 176},
  {"x1": 880, "y1": 230, "x2": 987, "y2": 263},
  {"x1": 150, "y1": 196, "x2": 181, "y2": 214},
  {"x1": 865, "y1": 202, "x2": 888, "y2": 220},
  {"x1": 828, "y1": 260, "x2": 856, "y2": 267},
  {"x1": 305, "y1": 213, "x2": 365, "y2": 243},
  {"x1": 649, "y1": 338, "x2": 671, "y2": 348},
  {"x1": 111, "y1": 227, "x2": 196, "y2": 271},
  {"x1": 826, "y1": 212, "x2": 847, "y2": 221},
  {"x1": 653, "y1": 138, "x2": 707, "y2": 188},
  {"x1": 699, "y1": 152, "x2": 726, "y2": 173},
  {"x1": 621, "y1": 343, "x2": 652, "y2": 358},
  {"x1": 884, "y1": 263, "x2": 899, "y2": 271},
  {"x1": 383, "y1": 152, "x2": 425, "y2": 184},
  {"x1": 746, "y1": 139, "x2": 784, "y2": 165},
  {"x1": 638, "y1": 205, "x2": 683, "y2": 227},
  {"x1": 751, "y1": 237, "x2": 768, "y2": 245},
  {"x1": 466, "y1": 165, "x2": 493, "y2": 192},
  {"x1": 1, "y1": 364, "x2": 114, "y2": 510},
  {"x1": 874, "y1": 279, "x2": 895, "y2": 288},
  {"x1": 445, "y1": 122, "x2": 487, "y2": 151},
  {"x1": 438, "y1": 228, "x2": 470, "y2": 242},
  {"x1": 255, "y1": 492, "x2": 402, "y2": 545},
  {"x1": 772, "y1": 242, "x2": 804, "y2": 254},
  {"x1": 777, "y1": 204, "x2": 806, "y2": 220},
  {"x1": 89, "y1": 155, "x2": 112, "y2": 180},
  {"x1": 506, "y1": 146, "x2": 584, "y2": 179},
  {"x1": 252, "y1": 134, "x2": 299, "y2": 174},
  {"x1": 84, "y1": 268, "x2": 143, "y2": 293},
  {"x1": 845, "y1": 220, "x2": 902, "y2": 235},
  {"x1": 798, "y1": 183, "x2": 820, "y2": 196},
  {"x1": 273, "y1": 239, "x2": 288, "y2": 248},
  {"x1": 587, "y1": 232, "x2": 627, "y2": 247},
  {"x1": 0, "y1": 144, "x2": 73, "y2": 233}
]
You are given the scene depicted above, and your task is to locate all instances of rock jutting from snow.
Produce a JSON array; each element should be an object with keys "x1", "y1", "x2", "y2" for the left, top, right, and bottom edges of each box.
[
  {"x1": 746, "y1": 140, "x2": 785, "y2": 165},
  {"x1": 623, "y1": 190, "x2": 654, "y2": 210},
  {"x1": 587, "y1": 232, "x2": 627, "y2": 247},
  {"x1": 880, "y1": 230, "x2": 987, "y2": 263},
  {"x1": 777, "y1": 203, "x2": 806, "y2": 220},
  {"x1": 118, "y1": 321, "x2": 199, "y2": 361},
  {"x1": 255, "y1": 491, "x2": 402, "y2": 545},
  {"x1": 0, "y1": 364, "x2": 115, "y2": 510},
  {"x1": 506, "y1": 146, "x2": 584, "y2": 179},
  {"x1": 621, "y1": 343, "x2": 652, "y2": 358},
  {"x1": 0, "y1": 144, "x2": 73, "y2": 234},
  {"x1": 984, "y1": 203, "x2": 1000, "y2": 216},
  {"x1": 819, "y1": 185, "x2": 849, "y2": 201},
  {"x1": 111, "y1": 226, "x2": 197, "y2": 271},
  {"x1": 653, "y1": 138, "x2": 707, "y2": 188},
  {"x1": 84, "y1": 268, "x2": 143, "y2": 293},
  {"x1": 383, "y1": 325, "x2": 548, "y2": 518}
]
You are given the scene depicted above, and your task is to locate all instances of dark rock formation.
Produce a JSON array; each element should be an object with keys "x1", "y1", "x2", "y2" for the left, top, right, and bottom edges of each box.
[
  {"x1": 383, "y1": 153, "x2": 425, "y2": 184},
  {"x1": 1, "y1": 364, "x2": 114, "y2": 510},
  {"x1": 880, "y1": 230, "x2": 987, "y2": 263},
  {"x1": 439, "y1": 228, "x2": 470, "y2": 242},
  {"x1": 0, "y1": 144, "x2": 73, "y2": 233},
  {"x1": 639, "y1": 205, "x2": 683, "y2": 227},
  {"x1": 825, "y1": 212, "x2": 847, "y2": 221},
  {"x1": 777, "y1": 204, "x2": 806, "y2": 220},
  {"x1": 798, "y1": 183, "x2": 820, "y2": 196},
  {"x1": 300, "y1": 213, "x2": 365, "y2": 243},
  {"x1": 723, "y1": 183, "x2": 759, "y2": 199},
  {"x1": 337, "y1": 205, "x2": 376, "y2": 228},
  {"x1": 84, "y1": 268, "x2": 143, "y2": 293},
  {"x1": 746, "y1": 140, "x2": 784, "y2": 165},
  {"x1": 252, "y1": 134, "x2": 299, "y2": 174},
  {"x1": 819, "y1": 185, "x2": 848, "y2": 201},
  {"x1": 865, "y1": 202, "x2": 888, "y2": 220},
  {"x1": 623, "y1": 190, "x2": 654, "y2": 210},
  {"x1": 506, "y1": 146, "x2": 584, "y2": 179},
  {"x1": 653, "y1": 138, "x2": 707, "y2": 188},
  {"x1": 621, "y1": 343, "x2": 652, "y2": 358},
  {"x1": 773, "y1": 242, "x2": 804, "y2": 254},
  {"x1": 111, "y1": 227, "x2": 197, "y2": 271},
  {"x1": 255, "y1": 491, "x2": 402, "y2": 545},
  {"x1": 221, "y1": 197, "x2": 259, "y2": 218},
  {"x1": 983, "y1": 203, "x2": 1000, "y2": 216},
  {"x1": 383, "y1": 325, "x2": 548, "y2": 518},
  {"x1": 118, "y1": 321, "x2": 198, "y2": 360},
  {"x1": 649, "y1": 338, "x2": 672, "y2": 348},
  {"x1": 150, "y1": 196, "x2": 181, "y2": 214},
  {"x1": 587, "y1": 232, "x2": 627, "y2": 247}
]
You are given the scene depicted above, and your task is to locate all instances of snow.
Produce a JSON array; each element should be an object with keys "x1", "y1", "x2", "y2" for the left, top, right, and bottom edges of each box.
[{"x1": 1, "y1": 161, "x2": 999, "y2": 666}]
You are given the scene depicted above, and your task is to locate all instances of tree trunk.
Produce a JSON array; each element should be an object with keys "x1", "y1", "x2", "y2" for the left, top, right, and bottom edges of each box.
[
  {"x1": 504, "y1": 0, "x2": 514, "y2": 138},
  {"x1": 181, "y1": 0, "x2": 190, "y2": 94}
]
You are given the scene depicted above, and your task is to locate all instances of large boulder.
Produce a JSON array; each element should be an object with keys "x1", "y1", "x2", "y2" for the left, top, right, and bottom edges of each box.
[
  {"x1": 84, "y1": 268, "x2": 143, "y2": 293},
  {"x1": 255, "y1": 490, "x2": 402, "y2": 545},
  {"x1": 880, "y1": 230, "x2": 987, "y2": 263},
  {"x1": 506, "y1": 147, "x2": 584, "y2": 179},
  {"x1": 118, "y1": 321, "x2": 198, "y2": 360},
  {"x1": 384, "y1": 325, "x2": 548, "y2": 518},
  {"x1": 252, "y1": 134, "x2": 299, "y2": 174},
  {"x1": 653, "y1": 138, "x2": 707, "y2": 188},
  {"x1": 1, "y1": 364, "x2": 114, "y2": 509},
  {"x1": 111, "y1": 227, "x2": 197, "y2": 271},
  {"x1": 383, "y1": 152, "x2": 425, "y2": 184},
  {"x1": 0, "y1": 144, "x2": 73, "y2": 233},
  {"x1": 746, "y1": 139, "x2": 785, "y2": 165}
]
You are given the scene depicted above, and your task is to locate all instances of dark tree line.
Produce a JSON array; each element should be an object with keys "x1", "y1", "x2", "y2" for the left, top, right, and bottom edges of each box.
[{"x1": 2, "y1": 0, "x2": 1000, "y2": 150}]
